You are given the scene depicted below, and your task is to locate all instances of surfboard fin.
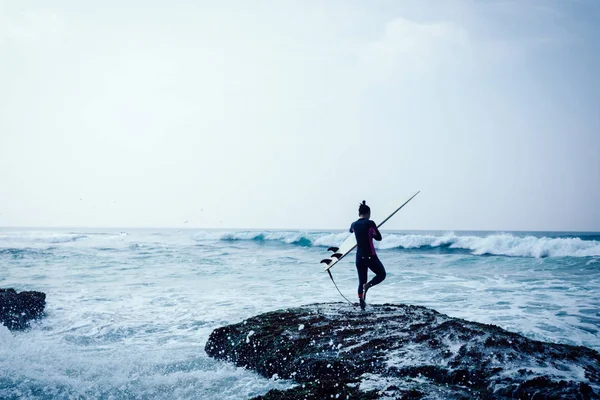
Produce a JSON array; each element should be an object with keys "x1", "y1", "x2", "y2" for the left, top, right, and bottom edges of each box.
[
  {"x1": 327, "y1": 247, "x2": 339, "y2": 253},
  {"x1": 320, "y1": 259, "x2": 332, "y2": 265},
  {"x1": 331, "y1": 253, "x2": 343, "y2": 259}
]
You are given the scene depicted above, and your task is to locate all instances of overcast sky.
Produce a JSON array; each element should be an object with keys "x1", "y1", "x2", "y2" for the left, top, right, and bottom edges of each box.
[{"x1": 1, "y1": 0, "x2": 599, "y2": 231}]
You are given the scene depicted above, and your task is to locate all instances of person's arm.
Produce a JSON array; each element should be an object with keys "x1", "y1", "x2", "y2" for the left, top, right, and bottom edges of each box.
[
  {"x1": 349, "y1": 222, "x2": 355, "y2": 233},
  {"x1": 371, "y1": 221, "x2": 382, "y2": 241}
]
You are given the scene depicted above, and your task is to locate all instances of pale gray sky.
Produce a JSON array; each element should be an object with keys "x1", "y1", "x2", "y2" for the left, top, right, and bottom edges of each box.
[{"x1": 1, "y1": 0, "x2": 599, "y2": 231}]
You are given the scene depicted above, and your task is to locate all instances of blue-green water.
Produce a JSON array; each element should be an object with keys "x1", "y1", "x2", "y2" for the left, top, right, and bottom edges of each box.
[{"x1": 1, "y1": 228, "x2": 599, "y2": 399}]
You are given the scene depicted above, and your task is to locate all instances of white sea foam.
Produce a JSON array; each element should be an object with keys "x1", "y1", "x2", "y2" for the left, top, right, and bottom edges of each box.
[
  {"x1": 379, "y1": 232, "x2": 600, "y2": 258},
  {"x1": 191, "y1": 230, "x2": 600, "y2": 258},
  {"x1": 1, "y1": 228, "x2": 599, "y2": 399},
  {"x1": 0, "y1": 231, "x2": 88, "y2": 245}
]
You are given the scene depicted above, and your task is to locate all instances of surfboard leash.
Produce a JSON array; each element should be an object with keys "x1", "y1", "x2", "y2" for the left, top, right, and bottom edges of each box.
[{"x1": 327, "y1": 269, "x2": 357, "y2": 307}]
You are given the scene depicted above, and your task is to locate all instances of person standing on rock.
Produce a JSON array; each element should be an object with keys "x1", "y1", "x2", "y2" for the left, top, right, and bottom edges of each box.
[{"x1": 349, "y1": 201, "x2": 386, "y2": 310}]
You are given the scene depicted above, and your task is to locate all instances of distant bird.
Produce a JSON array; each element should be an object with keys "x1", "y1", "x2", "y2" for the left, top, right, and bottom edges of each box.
[{"x1": 184, "y1": 220, "x2": 189, "y2": 224}]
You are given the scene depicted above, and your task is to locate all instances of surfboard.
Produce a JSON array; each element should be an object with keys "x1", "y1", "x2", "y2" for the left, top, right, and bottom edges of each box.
[{"x1": 321, "y1": 191, "x2": 420, "y2": 271}]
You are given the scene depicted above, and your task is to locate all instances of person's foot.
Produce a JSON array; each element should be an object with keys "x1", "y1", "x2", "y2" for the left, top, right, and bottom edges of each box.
[
  {"x1": 359, "y1": 297, "x2": 366, "y2": 310},
  {"x1": 363, "y1": 283, "x2": 370, "y2": 301}
]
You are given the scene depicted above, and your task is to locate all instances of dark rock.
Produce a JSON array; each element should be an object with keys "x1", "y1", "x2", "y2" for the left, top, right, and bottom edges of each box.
[
  {"x1": 205, "y1": 303, "x2": 600, "y2": 399},
  {"x1": 253, "y1": 381, "x2": 379, "y2": 400},
  {"x1": 0, "y1": 288, "x2": 46, "y2": 330}
]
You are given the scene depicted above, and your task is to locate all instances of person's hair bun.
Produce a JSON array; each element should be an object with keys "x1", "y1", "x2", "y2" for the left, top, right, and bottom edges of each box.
[{"x1": 358, "y1": 201, "x2": 371, "y2": 215}]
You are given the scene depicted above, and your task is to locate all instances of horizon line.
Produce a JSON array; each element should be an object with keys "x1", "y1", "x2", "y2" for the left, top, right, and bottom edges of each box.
[{"x1": 1, "y1": 226, "x2": 599, "y2": 234}]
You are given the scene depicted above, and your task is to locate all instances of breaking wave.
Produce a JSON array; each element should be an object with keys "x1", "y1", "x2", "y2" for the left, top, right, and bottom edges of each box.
[
  {"x1": 194, "y1": 231, "x2": 315, "y2": 247},
  {"x1": 0, "y1": 232, "x2": 88, "y2": 244},
  {"x1": 194, "y1": 231, "x2": 600, "y2": 258},
  {"x1": 378, "y1": 233, "x2": 600, "y2": 258}
]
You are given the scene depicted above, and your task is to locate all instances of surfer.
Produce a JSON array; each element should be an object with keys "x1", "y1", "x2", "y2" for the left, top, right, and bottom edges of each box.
[{"x1": 350, "y1": 201, "x2": 386, "y2": 310}]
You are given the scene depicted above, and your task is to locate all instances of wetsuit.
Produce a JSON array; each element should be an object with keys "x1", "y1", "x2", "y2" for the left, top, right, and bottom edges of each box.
[{"x1": 349, "y1": 218, "x2": 386, "y2": 297}]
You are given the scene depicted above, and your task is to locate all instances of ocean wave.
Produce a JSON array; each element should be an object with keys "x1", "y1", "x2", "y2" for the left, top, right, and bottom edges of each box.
[
  {"x1": 193, "y1": 231, "x2": 600, "y2": 258},
  {"x1": 0, "y1": 232, "x2": 88, "y2": 244},
  {"x1": 379, "y1": 233, "x2": 600, "y2": 258},
  {"x1": 194, "y1": 231, "x2": 317, "y2": 247},
  {"x1": 0, "y1": 248, "x2": 52, "y2": 258}
]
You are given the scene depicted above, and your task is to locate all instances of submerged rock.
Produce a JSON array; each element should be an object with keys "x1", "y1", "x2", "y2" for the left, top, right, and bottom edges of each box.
[
  {"x1": 205, "y1": 303, "x2": 600, "y2": 399},
  {"x1": 0, "y1": 288, "x2": 46, "y2": 330}
]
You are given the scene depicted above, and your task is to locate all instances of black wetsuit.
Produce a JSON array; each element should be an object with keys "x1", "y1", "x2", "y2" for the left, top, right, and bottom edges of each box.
[{"x1": 349, "y1": 218, "x2": 386, "y2": 296}]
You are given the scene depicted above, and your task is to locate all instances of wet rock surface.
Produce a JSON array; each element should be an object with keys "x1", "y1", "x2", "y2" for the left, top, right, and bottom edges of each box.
[
  {"x1": 0, "y1": 288, "x2": 46, "y2": 330},
  {"x1": 205, "y1": 303, "x2": 600, "y2": 399}
]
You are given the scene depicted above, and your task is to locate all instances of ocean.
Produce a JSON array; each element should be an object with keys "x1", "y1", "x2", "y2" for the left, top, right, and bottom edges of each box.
[{"x1": 1, "y1": 228, "x2": 599, "y2": 399}]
